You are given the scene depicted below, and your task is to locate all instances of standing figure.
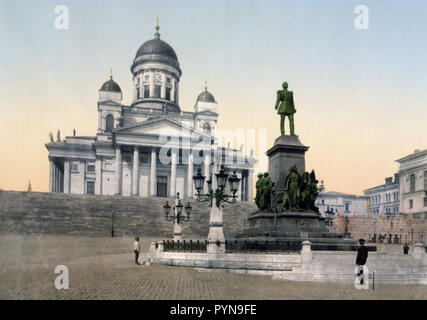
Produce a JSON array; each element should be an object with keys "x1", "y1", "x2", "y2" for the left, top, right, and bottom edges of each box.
[
  {"x1": 254, "y1": 173, "x2": 264, "y2": 209},
  {"x1": 56, "y1": 129, "x2": 61, "y2": 143},
  {"x1": 283, "y1": 165, "x2": 301, "y2": 210},
  {"x1": 355, "y1": 239, "x2": 369, "y2": 285},
  {"x1": 133, "y1": 236, "x2": 141, "y2": 265},
  {"x1": 261, "y1": 172, "x2": 273, "y2": 210},
  {"x1": 48, "y1": 131, "x2": 54, "y2": 143},
  {"x1": 274, "y1": 82, "x2": 296, "y2": 136}
]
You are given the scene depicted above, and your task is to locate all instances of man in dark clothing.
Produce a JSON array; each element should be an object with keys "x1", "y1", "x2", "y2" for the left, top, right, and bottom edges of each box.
[
  {"x1": 403, "y1": 243, "x2": 409, "y2": 254},
  {"x1": 133, "y1": 236, "x2": 141, "y2": 265},
  {"x1": 356, "y1": 239, "x2": 368, "y2": 284}
]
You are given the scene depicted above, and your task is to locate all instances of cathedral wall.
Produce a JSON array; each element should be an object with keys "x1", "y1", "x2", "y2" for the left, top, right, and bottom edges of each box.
[{"x1": 102, "y1": 171, "x2": 116, "y2": 195}]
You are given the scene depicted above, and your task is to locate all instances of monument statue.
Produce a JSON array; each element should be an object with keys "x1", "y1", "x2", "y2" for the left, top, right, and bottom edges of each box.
[
  {"x1": 48, "y1": 131, "x2": 54, "y2": 143},
  {"x1": 283, "y1": 165, "x2": 301, "y2": 210},
  {"x1": 274, "y1": 81, "x2": 296, "y2": 136},
  {"x1": 254, "y1": 172, "x2": 274, "y2": 210},
  {"x1": 254, "y1": 173, "x2": 263, "y2": 208},
  {"x1": 56, "y1": 129, "x2": 61, "y2": 143}
]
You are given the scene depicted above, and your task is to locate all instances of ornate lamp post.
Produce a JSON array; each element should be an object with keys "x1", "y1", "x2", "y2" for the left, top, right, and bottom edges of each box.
[
  {"x1": 193, "y1": 164, "x2": 241, "y2": 253},
  {"x1": 163, "y1": 192, "x2": 192, "y2": 241}
]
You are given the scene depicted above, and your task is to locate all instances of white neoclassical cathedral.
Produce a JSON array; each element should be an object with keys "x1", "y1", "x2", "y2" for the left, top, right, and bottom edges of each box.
[{"x1": 45, "y1": 23, "x2": 256, "y2": 200}]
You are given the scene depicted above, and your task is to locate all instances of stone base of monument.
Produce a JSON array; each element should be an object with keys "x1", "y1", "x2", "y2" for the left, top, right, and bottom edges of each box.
[{"x1": 236, "y1": 210, "x2": 359, "y2": 251}]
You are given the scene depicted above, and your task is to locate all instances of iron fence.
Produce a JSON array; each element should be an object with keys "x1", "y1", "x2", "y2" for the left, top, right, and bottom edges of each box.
[
  {"x1": 162, "y1": 240, "x2": 208, "y2": 253},
  {"x1": 225, "y1": 240, "x2": 301, "y2": 254}
]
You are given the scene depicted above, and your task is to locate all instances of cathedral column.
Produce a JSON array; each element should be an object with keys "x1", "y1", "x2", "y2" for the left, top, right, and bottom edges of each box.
[
  {"x1": 54, "y1": 164, "x2": 59, "y2": 192},
  {"x1": 161, "y1": 74, "x2": 166, "y2": 99},
  {"x1": 115, "y1": 145, "x2": 122, "y2": 195},
  {"x1": 187, "y1": 151, "x2": 193, "y2": 198},
  {"x1": 170, "y1": 149, "x2": 177, "y2": 197},
  {"x1": 247, "y1": 169, "x2": 254, "y2": 202},
  {"x1": 63, "y1": 159, "x2": 70, "y2": 194},
  {"x1": 236, "y1": 171, "x2": 242, "y2": 201},
  {"x1": 150, "y1": 148, "x2": 157, "y2": 196},
  {"x1": 171, "y1": 79, "x2": 176, "y2": 103},
  {"x1": 49, "y1": 159, "x2": 54, "y2": 192},
  {"x1": 203, "y1": 152, "x2": 210, "y2": 193},
  {"x1": 95, "y1": 157, "x2": 102, "y2": 195},
  {"x1": 132, "y1": 147, "x2": 139, "y2": 196}
]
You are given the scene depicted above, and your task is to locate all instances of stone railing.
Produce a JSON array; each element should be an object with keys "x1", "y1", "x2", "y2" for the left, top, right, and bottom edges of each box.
[{"x1": 224, "y1": 240, "x2": 301, "y2": 254}]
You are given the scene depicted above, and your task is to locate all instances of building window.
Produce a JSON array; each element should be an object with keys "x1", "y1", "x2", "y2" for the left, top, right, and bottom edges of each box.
[
  {"x1": 409, "y1": 199, "x2": 413, "y2": 209},
  {"x1": 86, "y1": 181, "x2": 95, "y2": 195},
  {"x1": 424, "y1": 197, "x2": 427, "y2": 207},
  {"x1": 106, "y1": 114, "x2": 114, "y2": 132},
  {"x1": 154, "y1": 85, "x2": 161, "y2": 98},
  {"x1": 144, "y1": 85, "x2": 150, "y2": 98},
  {"x1": 344, "y1": 202, "x2": 350, "y2": 212},
  {"x1": 166, "y1": 77, "x2": 171, "y2": 84},
  {"x1": 136, "y1": 85, "x2": 140, "y2": 99},
  {"x1": 87, "y1": 164, "x2": 95, "y2": 172},
  {"x1": 410, "y1": 174, "x2": 416, "y2": 193},
  {"x1": 165, "y1": 87, "x2": 171, "y2": 100},
  {"x1": 424, "y1": 171, "x2": 427, "y2": 190},
  {"x1": 144, "y1": 74, "x2": 149, "y2": 81}
]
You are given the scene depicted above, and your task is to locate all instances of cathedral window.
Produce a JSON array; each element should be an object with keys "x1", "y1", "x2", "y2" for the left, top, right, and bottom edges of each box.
[
  {"x1": 154, "y1": 85, "x2": 161, "y2": 98},
  {"x1": 86, "y1": 181, "x2": 95, "y2": 195},
  {"x1": 165, "y1": 87, "x2": 171, "y2": 100},
  {"x1": 106, "y1": 114, "x2": 114, "y2": 132},
  {"x1": 410, "y1": 174, "x2": 416, "y2": 193},
  {"x1": 144, "y1": 85, "x2": 150, "y2": 98}
]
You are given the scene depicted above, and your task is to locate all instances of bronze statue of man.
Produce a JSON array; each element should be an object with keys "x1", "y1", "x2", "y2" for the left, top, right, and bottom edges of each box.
[
  {"x1": 274, "y1": 82, "x2": 296, "y2": 136},
  {"x1": 283, "y1": 165, "x2": 301, "y2": 210}
]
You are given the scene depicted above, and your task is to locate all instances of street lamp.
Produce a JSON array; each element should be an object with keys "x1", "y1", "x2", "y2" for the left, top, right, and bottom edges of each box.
[
  {"x1": 193, "y1": 163, "x2": 241, "y2": 254},
  {"x1": 193, "y1": 164, "x2": 240, "y2": 208},
  {"x1": 163, "y1": 192, "x2": 192, "y2": 240}
]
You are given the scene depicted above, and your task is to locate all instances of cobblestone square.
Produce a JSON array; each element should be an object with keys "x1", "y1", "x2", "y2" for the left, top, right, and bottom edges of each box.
[{"x1": 0, "y1": 234, "x2": 425, "y2": 300}]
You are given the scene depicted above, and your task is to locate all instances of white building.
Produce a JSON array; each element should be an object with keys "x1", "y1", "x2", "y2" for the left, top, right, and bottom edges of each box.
[
  {"x1": 45, "y1": 23, "x2": 257, "y2": 200},
  {"x1": 396, "y1": 149, "x2": 427, "y2": 219},
  {"x1": 363, "y1": 174, "x2": 400, "y2": 217},
  {"x1": 315, "y1": 181, "x2": 369, "y2": 218}
]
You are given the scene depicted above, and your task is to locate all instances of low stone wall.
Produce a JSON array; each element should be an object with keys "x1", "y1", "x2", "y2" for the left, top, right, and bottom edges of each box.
[
  {"x1": 148, "y1": 241, "x2": 427, "y2": 284},
  {"x1": 149, "y1": 241, "x2": 302, "y2": 272}
]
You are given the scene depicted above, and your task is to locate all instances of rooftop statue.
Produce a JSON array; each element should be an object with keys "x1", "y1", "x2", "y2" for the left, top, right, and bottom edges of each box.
[{"x1": 274, "y1": 82, "x2": 296, "y2": 136}]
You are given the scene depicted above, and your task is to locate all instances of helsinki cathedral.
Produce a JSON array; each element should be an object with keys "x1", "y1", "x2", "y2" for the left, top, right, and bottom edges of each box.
[{"x1": 46, "y1": 22, "x2": 256, "y2": 201}]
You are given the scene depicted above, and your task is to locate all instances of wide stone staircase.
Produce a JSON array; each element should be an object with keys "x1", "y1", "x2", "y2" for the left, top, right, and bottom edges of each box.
[
  {"x1": 274, "y1": 252, "x2": 427, "y2": 285},
  {"x1": 0, "y1": 191, "x2": 257, "y2": 238}
]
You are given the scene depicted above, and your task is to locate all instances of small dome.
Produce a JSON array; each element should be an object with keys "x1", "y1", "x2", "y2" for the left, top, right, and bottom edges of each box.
[
  {"x1": 100, "y1": 78, "x2": 121, "y2": 93},
  {"x1": 197, "y1": 89, "x2": 216, "y2": 103}
]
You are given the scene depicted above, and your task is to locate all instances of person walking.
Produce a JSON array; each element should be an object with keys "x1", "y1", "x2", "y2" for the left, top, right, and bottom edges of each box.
[
  {"x1": 134, "y1": 236, "x2": 141, "y2": 265},
  {"x1": 355, "y1": 238, "x2": 368, "y2": 284}
]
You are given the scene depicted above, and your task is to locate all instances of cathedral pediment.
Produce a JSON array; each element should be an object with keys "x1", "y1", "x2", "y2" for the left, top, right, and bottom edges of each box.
[
  {"x1": 196, "y1": 109, "x2": 218, "y2": 116},
  {"x1": 114, "y1": 117, "x2": 211, "y2": 139},
  {"x1": 98, "y1": 99, "x2": 122, "y2": 107}
]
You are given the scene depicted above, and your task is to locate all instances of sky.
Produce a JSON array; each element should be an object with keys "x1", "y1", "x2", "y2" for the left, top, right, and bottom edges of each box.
[{"x1": 0, "y1": 0, "x2": 426, "y2": 195}]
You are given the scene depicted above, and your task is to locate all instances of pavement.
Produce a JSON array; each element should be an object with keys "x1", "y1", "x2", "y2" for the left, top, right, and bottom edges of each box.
[{"x1": 0, "y1": 234, "x2": 425, "y2": 300}]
